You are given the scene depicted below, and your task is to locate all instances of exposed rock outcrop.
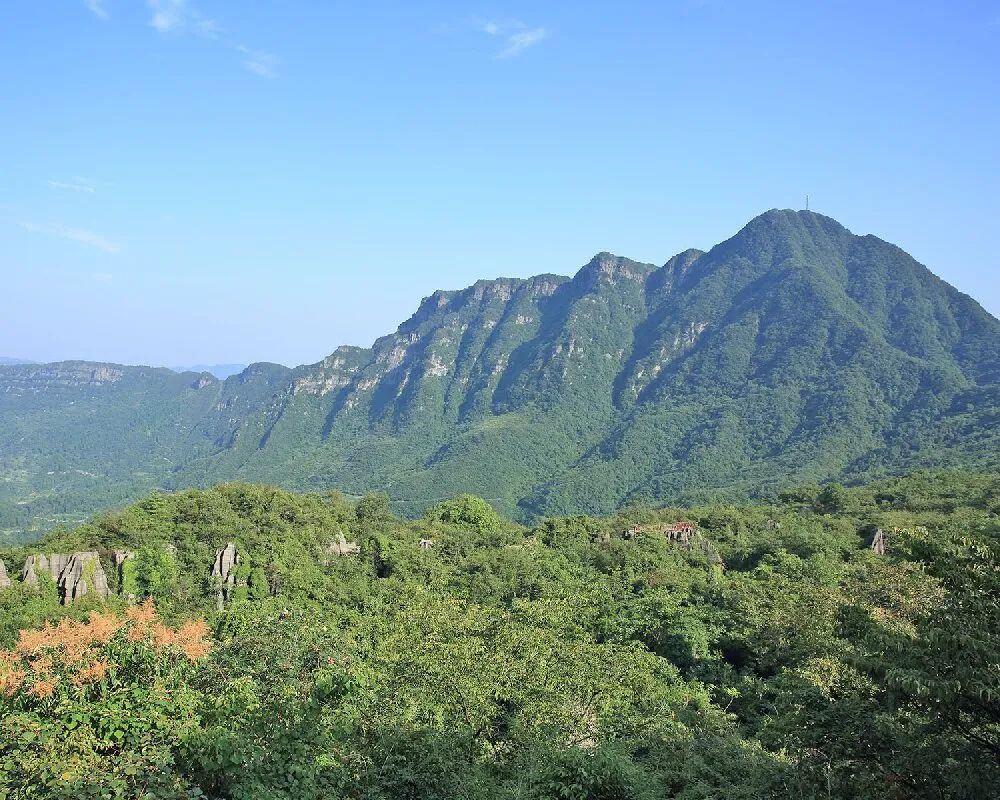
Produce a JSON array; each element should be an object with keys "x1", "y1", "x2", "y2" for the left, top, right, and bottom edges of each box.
[
  {"x1": 58, "y1": 552, "x2": 110, "y2": 604},
  {"x1": 1, "y1": 362, "x2": 126, "y2": 391},
  {"x1": 211, "y1": 542, "x2": 243, "y2": 611},
  {"x1": 325, "y1": 533, "x2": 360, "y2": 560},
  {"x1": 870, "y1": 528, "x2": 887, "y2": 555},
  {"x1": 212, "y1": 542, "x2": 239, "y2": 580},
  {"x1": 21, "y1": 552, "x2": 110, "y2": 604},
  {"x1": 0, "y1": 559, "x2": 9, "y2": 589},
  {"x1": 22, "y1": 553, "x2": 69, "y2": 586}
]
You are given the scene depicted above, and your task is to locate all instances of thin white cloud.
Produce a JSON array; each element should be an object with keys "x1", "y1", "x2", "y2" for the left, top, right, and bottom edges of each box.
[
  {"x1": 19, "y1": 222, "x2": 122, "y2": 254},
  {"x1": 472, "y1": 18, "x2": 549, "y2": 58},
  {"x1": 238, "y1": 45, "x2": 278, "y2": 78},
  {"x1": 84, "y1": 0, "x2": 109, "y2": 20},
  {"x1": 147, "y1": 0, "x2": 216, "y2": 37},
  {"x1": 47, "y1": 177, "x2": 96, "y2": 194},
  {"x1": 473, "y1": 18, "x2": 521, "y2": 36},
  {"x1": 498, "y1": 28, "x2": 548, "y2": 58},
  {"x1": 145, "y1": 2, "x2": 275, "y2": 77},
  {"x1": 148, "y1": 0, "x2": 184, "y2": 32}
]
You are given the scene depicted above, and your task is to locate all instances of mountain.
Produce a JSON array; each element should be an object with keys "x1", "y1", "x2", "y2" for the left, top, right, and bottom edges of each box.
[
  {"x1": 2, "y1": 210, "x2": 998, "y2": 539},
  {"x1": 0, "y1": 359, "x2": 248, "y2": 379},
  {"x1": 170, "y1": 363, "x2": 249, "y2": 380}
]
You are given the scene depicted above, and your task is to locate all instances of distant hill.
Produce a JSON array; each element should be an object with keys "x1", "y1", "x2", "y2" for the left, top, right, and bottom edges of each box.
[
  {"x1": 171, "y1": 363, "x2": 249, "y2": 380},
  {"x1": 1, "y1": 210, "x2": 998, "y2": 537},
  {"x1": 0, "y1": 361, "x2": 248, "y2": 379}
]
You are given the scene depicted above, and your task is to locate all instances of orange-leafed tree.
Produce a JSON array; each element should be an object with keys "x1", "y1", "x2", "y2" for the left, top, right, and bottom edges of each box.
[{"x1": 0, "y1": 600, "x2": 210, "y2": 799}]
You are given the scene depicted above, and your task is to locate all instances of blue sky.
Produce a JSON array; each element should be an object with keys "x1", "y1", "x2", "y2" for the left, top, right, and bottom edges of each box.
[{"x1": 2, "y1": 1, "x2": 998, "y2": 368}]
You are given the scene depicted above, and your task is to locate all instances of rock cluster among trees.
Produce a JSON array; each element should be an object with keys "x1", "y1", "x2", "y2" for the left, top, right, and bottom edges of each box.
[
  {"x1": 2, "y1": 542, "x2": 290, "y2": 611},
  {"x1": 20, "y1": 552, "x2": 110, "y2": 605}
]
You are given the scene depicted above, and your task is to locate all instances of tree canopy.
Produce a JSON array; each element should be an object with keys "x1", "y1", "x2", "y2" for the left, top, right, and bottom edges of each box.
[{"x1": 0, "y1": 470, "x2": 997, "y2": 798}]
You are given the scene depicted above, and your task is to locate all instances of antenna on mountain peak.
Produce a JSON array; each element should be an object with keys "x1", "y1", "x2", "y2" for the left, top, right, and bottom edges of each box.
[{"x1": 805, "y1": 194, "x2": 809, "y2": 211}]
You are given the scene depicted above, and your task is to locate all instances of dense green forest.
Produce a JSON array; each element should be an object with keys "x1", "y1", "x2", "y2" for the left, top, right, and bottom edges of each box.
[
  {"x1": 3, "y1": 211, "x2": 999, "y2": 541},
  {"x1": 1, "y1": 469, "x2": 997, "y2": 798}
]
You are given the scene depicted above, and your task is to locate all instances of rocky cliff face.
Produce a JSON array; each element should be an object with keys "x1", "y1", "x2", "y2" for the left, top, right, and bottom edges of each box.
[
  {"x1": 0, "y1": 361, "x2": 126, "y2": 390},
  {"x1": 2, "y1": 210, "x2": 999, "y2": 531}
]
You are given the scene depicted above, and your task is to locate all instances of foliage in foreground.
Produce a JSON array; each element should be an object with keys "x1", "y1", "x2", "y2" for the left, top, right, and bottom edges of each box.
[{"x1": 0, "y1": 471, "x2": 997, "y2": 798}]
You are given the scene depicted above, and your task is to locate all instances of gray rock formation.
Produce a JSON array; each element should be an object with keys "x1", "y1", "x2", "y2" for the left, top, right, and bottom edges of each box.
[
  {"x1": 326, "y1": 532, "x2": 360, "y2": 560},
  {"x1": 58, "y1": 552, "x2": 110, "y2": 604},
  {"x1": 21, "y1": 556, "x2": 39, "y2": 587},
  {"x1": 870, "y1": 528, "x2": 887, "y2": 556},
  {"x1": 21, "y1": 552, "x2": 110, "y2": 604},
  {"x1": 22, "y1": 553, "x2": 71, "y2": 586},
  {"x1": 211, "y1": 542, "x2": 242, "y2": 611},
  {"x1": 0, "y1": 559, "x2": 10, "y2": 589},
  {"x1": 212, "y1": 542, "x2": 239, "y2": 581}
]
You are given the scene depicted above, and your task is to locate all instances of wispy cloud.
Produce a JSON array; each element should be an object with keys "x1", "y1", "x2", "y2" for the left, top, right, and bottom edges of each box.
[
  {"x1": 498, "y1": 28, "x2": 548, "y2": 58},
  {"x1": 19, "y1": 222, "x2": 122, "y2": 254},
  {"x1": 145, "y1": 1, "x2": 276, "y2": 77},
  {"x1": 47, "y1": 177, "x2": 96, "y2": 194},
  {"x1": 238, "y1": 45, "x2": 278, "y2": 78},
  {"x1": 147, "y1": 0, "x2": 216, "y2": 37},
  {"x1": 473, "y1": 18, "x2": 549, "y2": 59},
  {"x1": 84, "y1": 0, "x2": 109, "y2": 20}
]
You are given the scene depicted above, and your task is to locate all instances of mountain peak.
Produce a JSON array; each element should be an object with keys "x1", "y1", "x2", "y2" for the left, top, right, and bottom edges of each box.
[
  {"x1": 575, "y1": 252, "x2": 657, "y2": 288},
  {"x1": 662, "y1": 248, "x2": 704, "y2": 271},
  {"x1": 703, "y1": 208, "x2": 855, "y2": 271},
  {"x1": 741, "y1": 208, "x2": 852, "y2": 237}
]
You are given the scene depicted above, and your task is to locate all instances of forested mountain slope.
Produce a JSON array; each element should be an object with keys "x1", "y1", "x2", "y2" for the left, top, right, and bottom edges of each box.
[{"x1": 3, "y1": 210, "x2": 998, "y2": 539}]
